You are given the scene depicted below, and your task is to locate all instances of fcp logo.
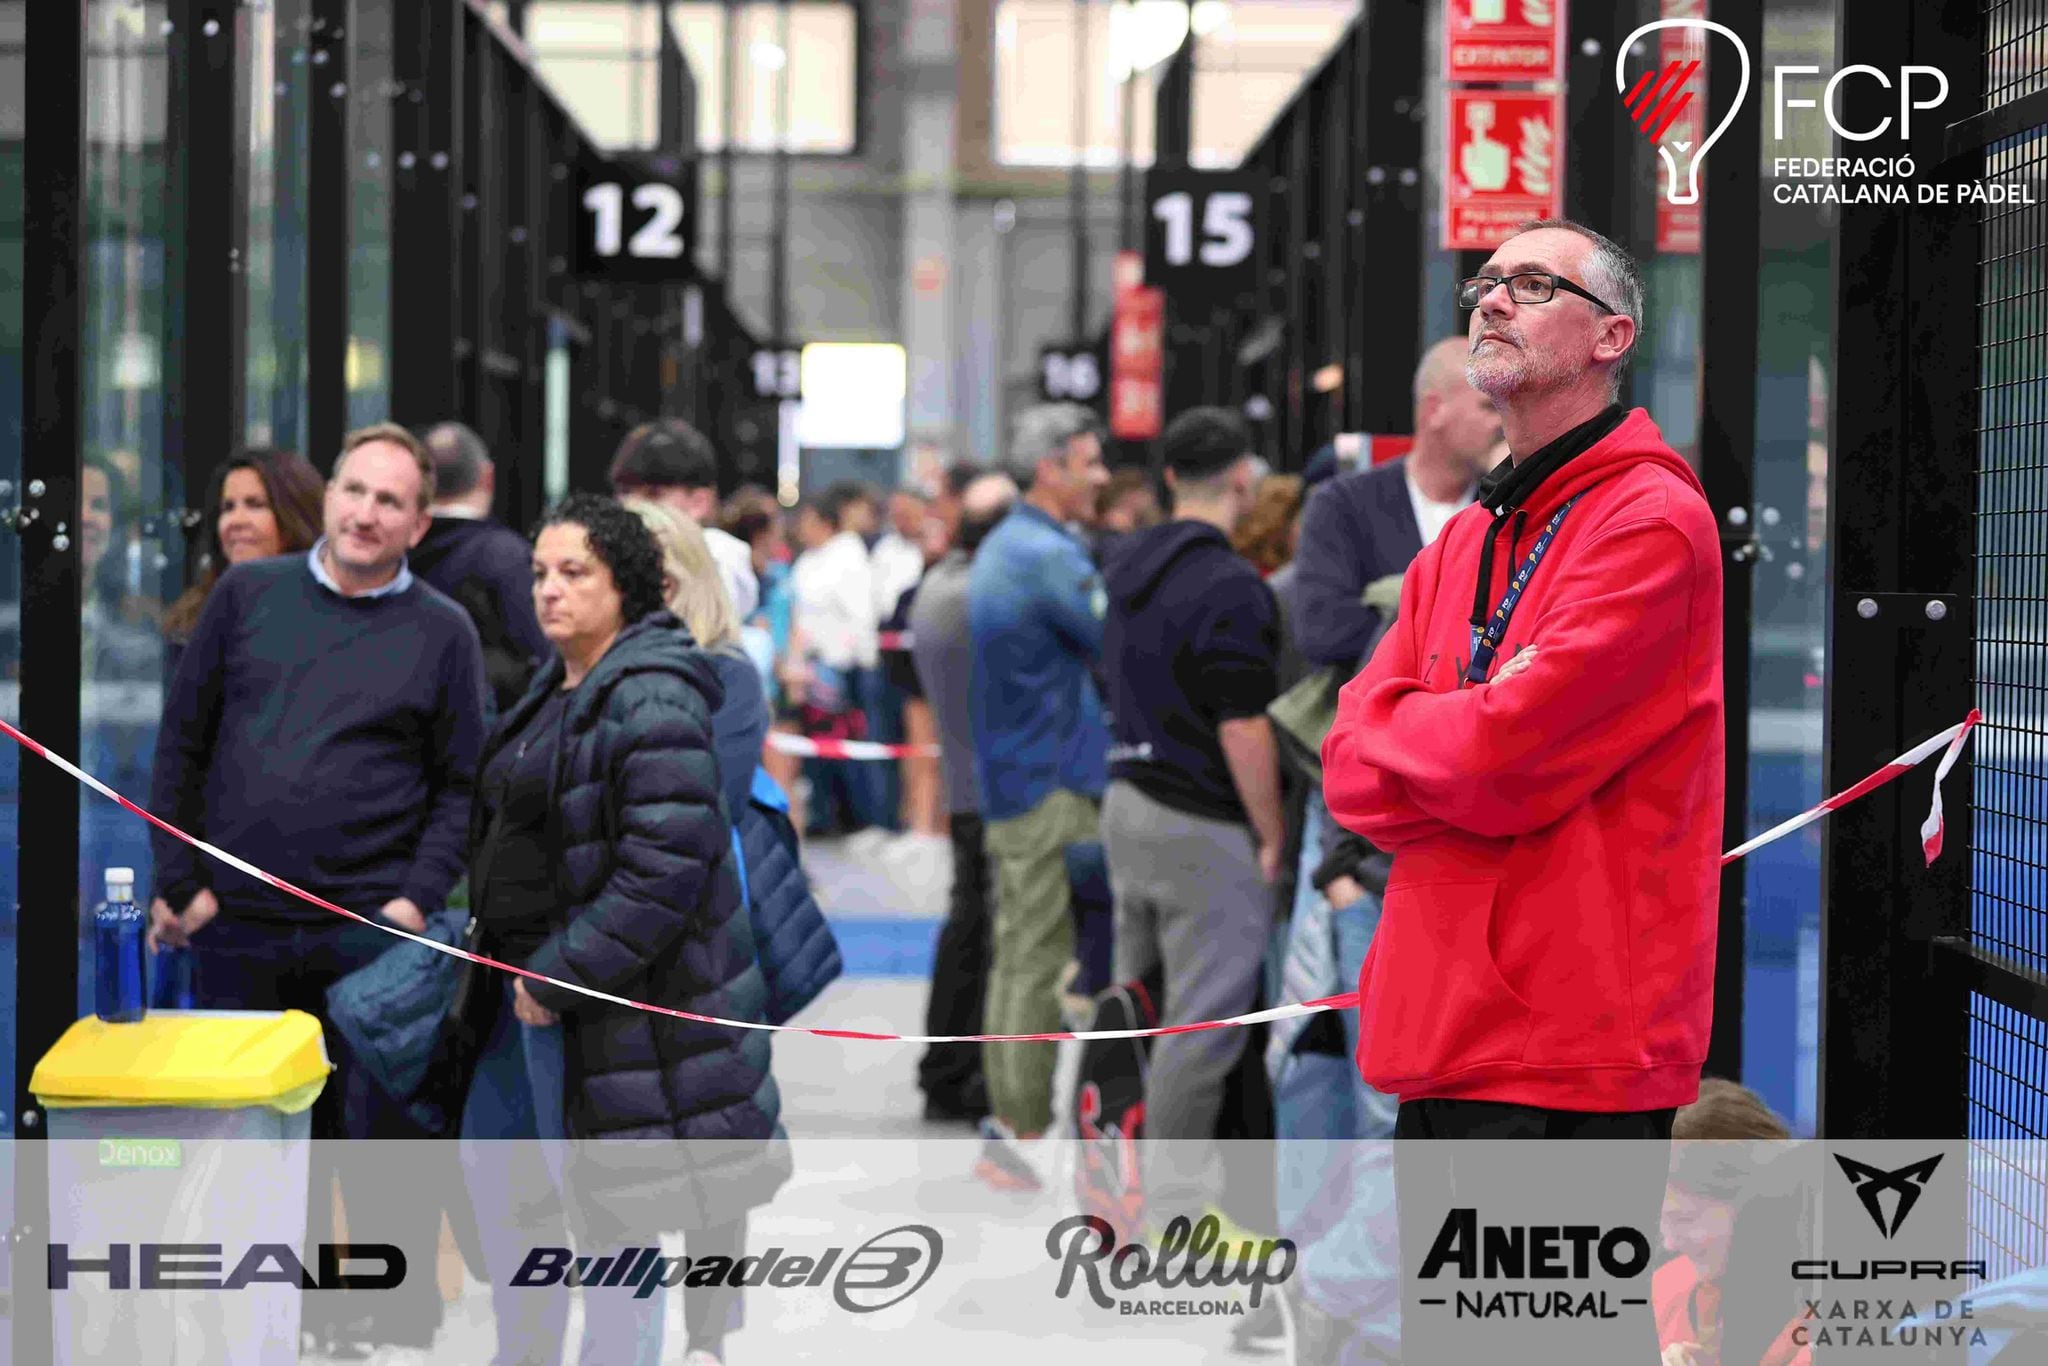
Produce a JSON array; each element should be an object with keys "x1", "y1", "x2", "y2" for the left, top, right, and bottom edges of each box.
[{"x1": 1614, "y1": 18, "x2": 1750, "y2": 208}]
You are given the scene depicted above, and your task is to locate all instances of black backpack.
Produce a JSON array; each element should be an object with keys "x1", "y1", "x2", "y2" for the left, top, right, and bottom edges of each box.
[
  {"x1": 452, "y1": 579, "x2": 540, "y2": 714},
  {"x1": 1069, "y1": 973, "x2": 1278, "y2": 1243},
  {"x1": 1071, "y1": 972, "x2": 1161, "y2": 1244}
]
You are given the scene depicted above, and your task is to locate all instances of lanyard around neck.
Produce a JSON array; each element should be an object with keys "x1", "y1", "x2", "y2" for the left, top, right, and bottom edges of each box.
[{"x1": 1465, "y1": 494, "x2": 1581, "y2": 685}]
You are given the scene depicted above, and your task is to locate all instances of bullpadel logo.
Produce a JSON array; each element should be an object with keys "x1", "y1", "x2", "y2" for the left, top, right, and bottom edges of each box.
[{"x1": 513, "y1": 1224, "x2": 942, "y2": 1314}]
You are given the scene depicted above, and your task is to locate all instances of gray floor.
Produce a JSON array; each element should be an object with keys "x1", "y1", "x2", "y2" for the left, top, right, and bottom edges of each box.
[{"x1": 317, "y1": 834, "x2": 1270, "y2": 1362}]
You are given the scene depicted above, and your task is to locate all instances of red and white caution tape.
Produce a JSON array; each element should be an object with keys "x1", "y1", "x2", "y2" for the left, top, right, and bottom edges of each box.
[
  {"x1": 769, "y1": 733, "x2": 940, "y2": 761},
  {"x1": 1718, "y1": 709, "x2": 1979, "y2": 869},
  {"x1": 0, "y1": 710, "x2": 1978, "y2": 1044}
]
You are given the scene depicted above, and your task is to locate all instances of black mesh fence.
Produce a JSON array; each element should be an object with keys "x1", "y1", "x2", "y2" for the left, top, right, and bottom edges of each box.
[{"x1": 1969, "y1": 15, "x2": 2048, "y2": 1273}]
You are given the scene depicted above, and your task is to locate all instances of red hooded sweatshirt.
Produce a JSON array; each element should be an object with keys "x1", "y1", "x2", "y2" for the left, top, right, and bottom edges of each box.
[{"x1": 1322, "y1": 407, "x2": 1723, "y2": 1111}]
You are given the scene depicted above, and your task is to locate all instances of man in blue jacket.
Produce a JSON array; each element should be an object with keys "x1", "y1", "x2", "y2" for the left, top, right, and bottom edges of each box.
[{"x1": 968, "y1": 403, "x2": 1110, "y2": 1184}]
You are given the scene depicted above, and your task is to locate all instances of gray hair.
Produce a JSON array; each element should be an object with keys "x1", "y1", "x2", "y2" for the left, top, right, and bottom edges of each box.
[
  {"x1": 1004, "y1": 403, "x2": 1101, "y2": 490},
  {"x1": 1518, "y1": 217, "x2": 1644, "y2": 391},
  {"x1": 424, "y1": 421, "x2": 491, "y2": 499}
]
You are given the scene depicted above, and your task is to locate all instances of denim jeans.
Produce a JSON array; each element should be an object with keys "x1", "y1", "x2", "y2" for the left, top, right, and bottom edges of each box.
[
  {"x1": 460, "y1": 981, "x2": 662, "y2": 1366},
  {"x1": 1268, "y1": 796, "x2": 1401, "y2": 1361}
]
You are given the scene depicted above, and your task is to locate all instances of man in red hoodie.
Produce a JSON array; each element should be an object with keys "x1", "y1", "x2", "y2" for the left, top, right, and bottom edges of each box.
[{"x1": 1321, "y1": 219, "x2": 1723, "y2": 1359}]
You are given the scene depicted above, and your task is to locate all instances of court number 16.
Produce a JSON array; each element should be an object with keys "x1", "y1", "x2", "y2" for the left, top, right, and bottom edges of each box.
[{"x1": 1151, "y1": 190, "x2": 1255, "y2": 268}]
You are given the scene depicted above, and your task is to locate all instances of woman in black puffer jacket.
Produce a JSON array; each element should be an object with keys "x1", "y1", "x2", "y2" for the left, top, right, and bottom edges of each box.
[{"x1": 457, "y1": 493, "x2": 786, "y2": 1366}]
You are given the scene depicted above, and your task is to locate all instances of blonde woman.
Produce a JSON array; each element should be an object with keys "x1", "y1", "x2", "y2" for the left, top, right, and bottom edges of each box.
[
  {"x1": 625, "y1": 499, "x2": 842, "y2": 1027},
  {"x1": 625, "y1": 499, "x2": 768, "y2": 820}
]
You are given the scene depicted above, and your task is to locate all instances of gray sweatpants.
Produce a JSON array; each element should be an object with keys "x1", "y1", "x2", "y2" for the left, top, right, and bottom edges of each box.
[{"x1": 1101, "y1": 779, "x2": 1274, "y2": 1222}]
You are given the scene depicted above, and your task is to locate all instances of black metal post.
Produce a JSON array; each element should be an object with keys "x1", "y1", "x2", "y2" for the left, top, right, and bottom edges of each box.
[
  {"x1": 389, "y1": 0, "x2": 464, "y2": 424},
  {"x1": 1068, "y1": 0, "x2": 1091, "y2": 341},
  {"x1": 1349, "y1": 1, "x2": 1422, "y2": 433},
  {"x1": 14, "y1": 6, "x2": 86, "y2": 1361},
  {"x1": 1821, "y1": 0, "x2": 1982, "y2": 1138},
  {"x1": 1117, "y1": 63, "x2": 1138, "y2": 253},
  {"x1": 769, "y1": 0, "x2": 791, "y2": 344},
  {"x1": 1565, "y1": 0, "x2": 1652, "y2": 317},
  {"x1": 717, "y1": 0, "x2": 738, "y2": 278},
  {"x1": 307, "y1": 0, "x2": 350, "y2": 461},
  {"x1": 1693, "y1": 0, "x2": 1763, "y2": 1087},
  {"x1": 161, "y1": 0, "x2": 242, "y2": 525}
]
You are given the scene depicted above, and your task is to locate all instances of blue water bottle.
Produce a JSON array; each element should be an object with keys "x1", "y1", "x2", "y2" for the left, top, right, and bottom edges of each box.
[{"x1": 93, "y1": 867, "x2": 146, "y2": 1023}]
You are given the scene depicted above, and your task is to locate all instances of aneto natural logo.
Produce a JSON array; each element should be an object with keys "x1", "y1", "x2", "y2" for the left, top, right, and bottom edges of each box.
[{"x1": 1614, "y1": 18, "x2": 1750, "y2": 207}]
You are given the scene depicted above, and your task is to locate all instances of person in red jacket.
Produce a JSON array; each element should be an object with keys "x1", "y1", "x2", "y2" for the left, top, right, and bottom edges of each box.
[{"x1": 1321, "y1": 219, "x2": 1724, "y2": 1364}]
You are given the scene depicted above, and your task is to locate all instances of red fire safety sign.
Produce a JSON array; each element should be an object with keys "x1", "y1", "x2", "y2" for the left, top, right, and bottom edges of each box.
[
  {"x1": 1444, "y1": 0, "x2": 1566, "y2": 84},
  {"x1": 1441, "y1": 88, "x2": 1565, "y2": 252},
  {"x1": 1109, "y1": 283, "x2": 1165, "y2": 441}
]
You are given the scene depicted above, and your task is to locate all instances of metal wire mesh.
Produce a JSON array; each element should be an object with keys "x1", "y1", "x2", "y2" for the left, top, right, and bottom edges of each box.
[
  {"x1": 1970, "y1": 12, "x2": 2048, "y2": 1266},
  {"x1": 1986, "y1": 0, "x2": 2048, "y2": 110},
  {"x1": 1972, "y1": 125, "x2": 2048, "y2": 976},
  {"x1": 1968, "y1": 1000, "x2": 2048, "y2": 1276}
]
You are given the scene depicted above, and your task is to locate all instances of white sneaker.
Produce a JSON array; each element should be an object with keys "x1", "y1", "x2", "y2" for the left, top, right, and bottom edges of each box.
[
  {"x1": 681, "y1": 1352, "x2": 725, "y2": 1366},
  {"x1": 366, "y1": 1348, "x2": 434, "y2": 1366}
]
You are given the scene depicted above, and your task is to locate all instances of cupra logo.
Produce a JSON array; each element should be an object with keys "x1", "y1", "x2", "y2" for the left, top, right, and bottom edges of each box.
[{"x1": 1833, "y1": 1154, "x2": 1944, "y2": 1239}]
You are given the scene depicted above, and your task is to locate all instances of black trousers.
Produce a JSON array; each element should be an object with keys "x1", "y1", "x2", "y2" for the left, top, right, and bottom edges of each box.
[
  {"x1": 917, "y1": 811, "x2": 992, "y2": 1102},
  {"x1": 1393, "y1": 1099, "x2": 1674, "y2": 1366}
]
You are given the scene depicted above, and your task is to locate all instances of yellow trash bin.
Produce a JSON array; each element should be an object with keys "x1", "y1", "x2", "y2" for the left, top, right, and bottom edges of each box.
[{"x1": 30, "y1": 1009, "x2": 331, "y2": 1365}]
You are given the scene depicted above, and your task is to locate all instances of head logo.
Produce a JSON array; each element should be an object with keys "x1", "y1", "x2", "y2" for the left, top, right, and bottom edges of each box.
[
  {"x1": 1834, "y1": 1154, "x2": 1943, "y2": 1238},
  {"x1": 1615, "y1": 18, "x2": 1751, "y2": 207},
  {"x1": 832, "y1": 1224, "x2": 943, "y2": 1313}
]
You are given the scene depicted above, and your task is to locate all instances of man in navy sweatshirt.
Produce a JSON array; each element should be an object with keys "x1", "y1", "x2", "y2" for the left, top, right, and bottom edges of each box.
[
  {"x1": 147, "y1": 421, "x2": 487, "y2": 958},
  {"x1": 1100, "y1": 405, "x2": 1283, "y2": 1229},
  {"x1": 145, "y1": 420, "x2": 487, "y2": 1355}
]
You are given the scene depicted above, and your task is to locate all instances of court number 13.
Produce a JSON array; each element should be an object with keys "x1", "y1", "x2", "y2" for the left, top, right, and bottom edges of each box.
[
  {"x1": 1151, "y1": 190, "x2": 1255, "y2": 267},
  {"x1": 583, "y1": 183, "x2": 687, "y2": 260}
]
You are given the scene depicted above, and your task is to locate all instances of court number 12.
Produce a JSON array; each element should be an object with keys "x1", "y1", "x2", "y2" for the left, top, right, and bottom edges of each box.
[{"x1": 583, "y1": 183, "x2": 687, "y2": 260}]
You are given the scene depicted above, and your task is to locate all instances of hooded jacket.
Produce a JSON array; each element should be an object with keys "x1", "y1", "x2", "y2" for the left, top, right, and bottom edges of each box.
[
  {"x1": 476, "y1": 613, "x2": 788, "y2": 1218},
  {"x1": 1102, "y1": 520, "x2": 1280, "y2": 824},
  {"x1": 411, "y1": 515, "x2": 550, "y2": 712},
  {"x1": 1322, "y1": 407, "x2": 1724, "y2": 1112}
]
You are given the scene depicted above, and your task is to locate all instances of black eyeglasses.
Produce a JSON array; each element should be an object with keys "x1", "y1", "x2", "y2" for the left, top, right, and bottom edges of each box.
[{"x1": 1457, "y1": 272, "x2": 1619, "y2": 316}]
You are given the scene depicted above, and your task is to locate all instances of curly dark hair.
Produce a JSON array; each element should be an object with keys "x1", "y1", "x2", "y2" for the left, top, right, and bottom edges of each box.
[{"x1": 535, "y1": 492, "x2": 669, "y2": 626}]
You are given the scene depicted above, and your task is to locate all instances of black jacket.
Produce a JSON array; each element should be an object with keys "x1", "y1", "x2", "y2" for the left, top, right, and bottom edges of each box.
[
  {"x1": 473, "y1": 613, "x2": 789, "y2": 1215},
  {"x1": 1101, "y1": 520, "x2": 1279, "y2": 824},
  {"x1": 412, "y1": 516, "x2": 550, "y2": 713}
]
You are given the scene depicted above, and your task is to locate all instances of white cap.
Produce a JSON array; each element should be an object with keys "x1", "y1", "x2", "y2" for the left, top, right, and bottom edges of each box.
[{"x1": 106, "y1": 867, "x2": 135, "y2": 882}]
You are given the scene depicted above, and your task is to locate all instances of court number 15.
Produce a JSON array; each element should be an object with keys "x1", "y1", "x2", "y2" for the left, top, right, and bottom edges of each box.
[{"x1": 1150, "y1": 190, "x2": 1255, "y2": 268}]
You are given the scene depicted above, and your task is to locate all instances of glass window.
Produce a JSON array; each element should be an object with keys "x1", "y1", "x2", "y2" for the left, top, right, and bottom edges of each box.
[
  {"x1": 1187, "y1": 0, "x2": 1358, "y2": 168},
  {"x1": 993, "y1": 0, "x2": 1163, "y2": 167},
  {"x1": 671, "y1": 1, "x2": 858, "y2": 153},
  {"x1": 992, "y1": 0, "x2": 1356, "y2": 168},
  {"x1": 349, "y1": 0, "x2": 395, "y2": 430},
  {"x1": 242, "y1": 0, "x2": 312, "y2": 451},
  {"x1": 79, "y1": 0, "x2": 172, "y2": 1016},
  {"x1": 510, "y1": 1, "x2": 857, "y2": 154},
  {"x1": 1740, "y1": 0, "x2": 1837, "y2": 1138}
]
